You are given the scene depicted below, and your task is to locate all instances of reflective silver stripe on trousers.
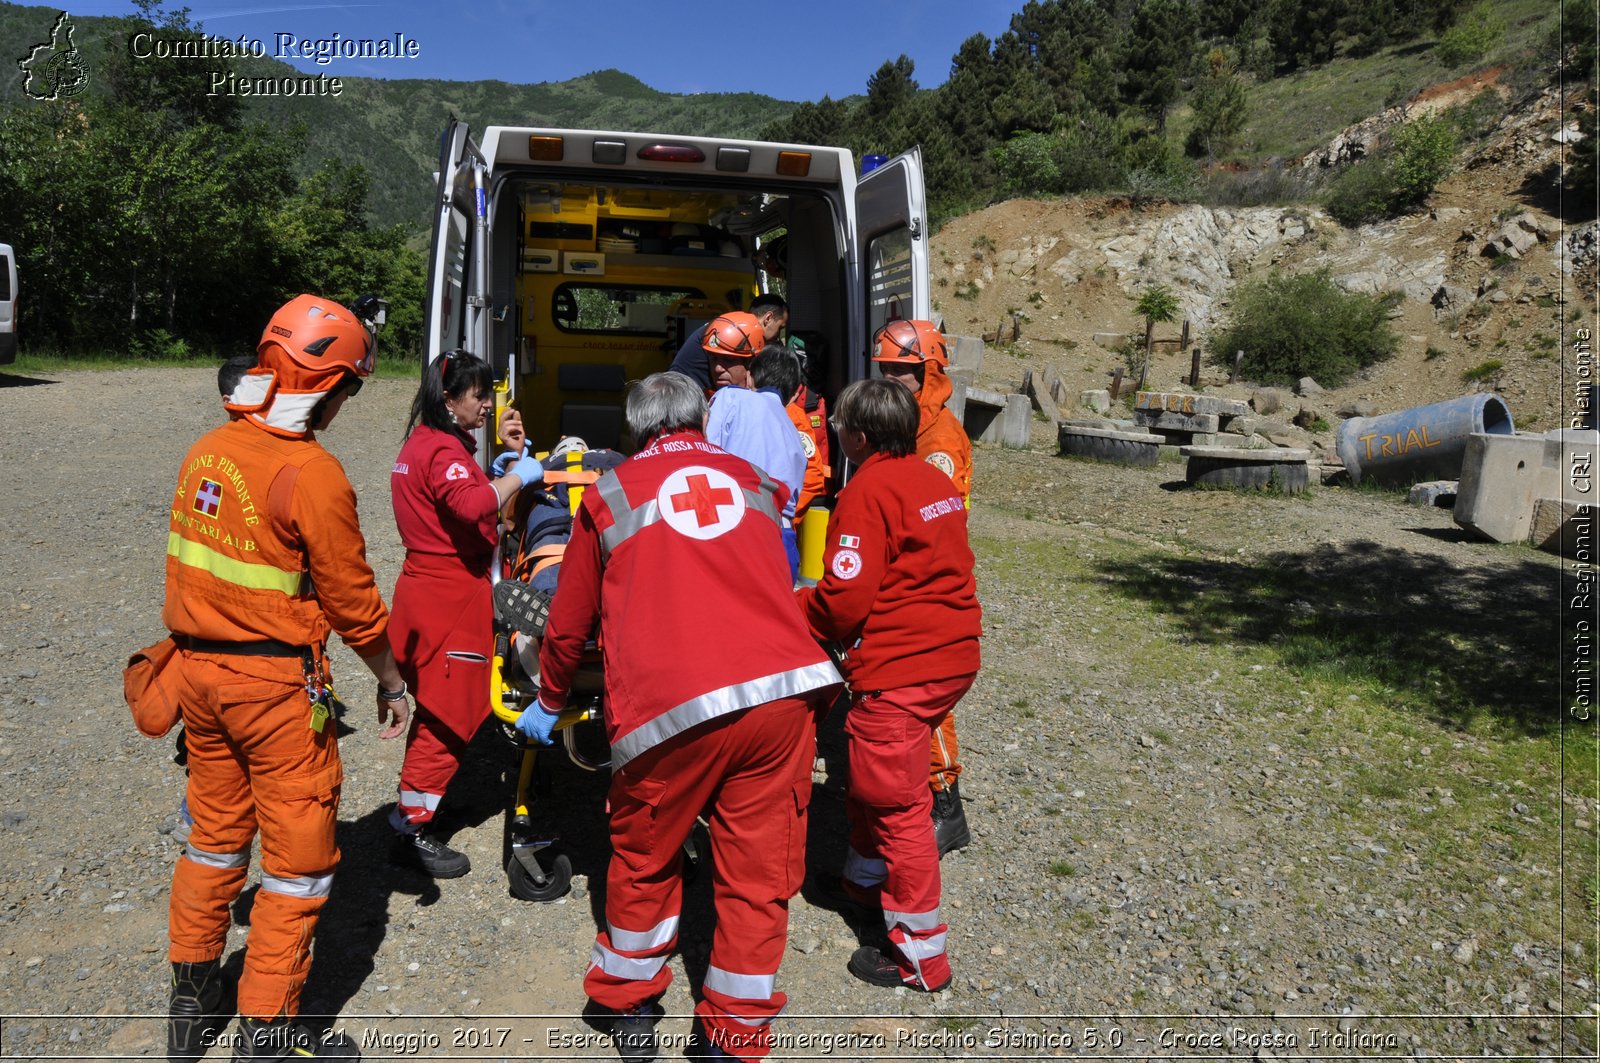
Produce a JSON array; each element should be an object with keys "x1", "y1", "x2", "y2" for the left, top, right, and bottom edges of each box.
[
  {"x1": 884, "y1": 906, "x2": 943, "y2": 933},
  {"x1": 895, "y1": 930, "x2": 948, "y2": 960},
  {"x1": 183, "y1": 844, "x2": 250, "y2": 870},
  {"x1": 594, "y1": 466, "x2": 785, "y2": 560},
  {"x1": 611, "y1": 660, "x2": 841, "y2": 769},
  {"x1": 261, "y1": 871, "x2": 334, "y2": 899},
  {"x1": 397, "y1": 789, "x2": 442, "y2": 811},
  {"x1": 590, "y1": 941, "x2": 670, "y2": 982},
  {"x1": 607, "y1": 915, "x2": 679, "y2": 952},
  {"x1": 704, "y1": 965, "x2": 777, "y2": 1003},
  {"x1": 843, "y1": 847, "x2": 886, "y2": 887}
]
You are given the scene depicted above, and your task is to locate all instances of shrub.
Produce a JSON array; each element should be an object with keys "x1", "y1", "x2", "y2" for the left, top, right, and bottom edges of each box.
[
  {"x1": 992, "y1": 132, "x2": 1061, "y2": 196},
  {"x1": 1435, "y1": 2, "x2": 1506, "y2": 68},
  {"x1": 1462, "y1": 359, "x2": 1504, "y2": 383},
  {"x1": 1208, "y1": 270, "x2": 1400, "y2": 387},
  {"x1": 1324, "y1": 116, "x2": 1458, "y2": 226}
]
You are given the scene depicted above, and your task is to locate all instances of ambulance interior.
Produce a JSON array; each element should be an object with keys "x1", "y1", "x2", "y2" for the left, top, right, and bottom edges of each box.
[{"x1": 485, "y1": 176, "x2": 852, "y2": 454}]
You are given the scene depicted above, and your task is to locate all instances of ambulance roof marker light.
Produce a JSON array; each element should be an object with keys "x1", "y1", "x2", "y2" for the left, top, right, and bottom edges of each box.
[
  {"x1": 637, "y1": 144, "x2": 705, "y2": 163},
  {"x1": 528, "y1": 135, "x2": 564, "y2": 161},
  {"x1": 775, "y1": 151, "x2": 811, "y2": 177}
]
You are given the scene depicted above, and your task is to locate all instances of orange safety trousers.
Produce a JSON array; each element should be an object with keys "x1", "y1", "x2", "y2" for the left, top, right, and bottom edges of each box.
[
  {"x1": 929, "y1": 713, "x2": 962, "y2": 792},
  {"x1": 167, "y1": 651, "x2": 342, "y2": 1020}
]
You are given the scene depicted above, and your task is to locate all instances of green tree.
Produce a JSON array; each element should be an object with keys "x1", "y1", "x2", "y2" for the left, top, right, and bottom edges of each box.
[
  {"x1": 1209, "y1": 270, "x2": 1400, "y2": 386},
  {"x1": 1185, "y1": 49, "x2": 1251, "y2": 159},
  {"x1": 1133, "y1": 283, "x2": 1181, "y2": 387},
  {"x1": 1120, "y1": 0, "x2": 1199, "y2": 128},
  {"x1": 1388, "y1": 115, "x2": 1458, "y2": 206}
]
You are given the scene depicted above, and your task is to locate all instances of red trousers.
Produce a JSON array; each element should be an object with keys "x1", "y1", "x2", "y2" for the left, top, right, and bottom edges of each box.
[
  {"x1": 391, "y1": 706, "x2": 473, "y2": 832},
  {"x1": 842, "y1": 674, "x2": 975, "y2": 991},
  {"x1": 584, "y1": 695, "x2": 820, "y2": 1063},
  {"x1": 168, "y1": 651, "x2": 342, "y2": 1020}
]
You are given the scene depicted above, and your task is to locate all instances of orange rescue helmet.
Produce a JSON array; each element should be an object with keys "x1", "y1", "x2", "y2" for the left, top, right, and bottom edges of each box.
[
  {"x1": 872, "y1": 319, "x2": 949, "y2": 369},
  {"x1": 701, "y1": 311, "x2": 764, "y2": 359},
  {"x1": 257, "y1": 294, "x2": 375, "y2": 392}
]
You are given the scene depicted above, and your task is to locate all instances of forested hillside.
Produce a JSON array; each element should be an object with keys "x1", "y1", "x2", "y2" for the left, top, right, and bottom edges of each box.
[{"x1": 0, "y1": 0, "x2": 1591, "y2": 365}]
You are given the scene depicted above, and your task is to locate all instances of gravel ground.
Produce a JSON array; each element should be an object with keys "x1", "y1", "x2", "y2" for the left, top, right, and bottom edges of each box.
[{"x1": 0, "y1": 367, "x2": 1589, "y2": 1061}]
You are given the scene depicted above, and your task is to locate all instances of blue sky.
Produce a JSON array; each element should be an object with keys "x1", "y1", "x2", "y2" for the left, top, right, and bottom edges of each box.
[{"x1": 61, "y1": 1, "x2": 1022, "y2": 101}]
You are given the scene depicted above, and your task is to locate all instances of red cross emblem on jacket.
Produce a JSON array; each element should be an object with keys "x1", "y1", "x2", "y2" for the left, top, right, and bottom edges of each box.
[{"x1": 657, "y1": 466, "x2": 745, "y2": 541}]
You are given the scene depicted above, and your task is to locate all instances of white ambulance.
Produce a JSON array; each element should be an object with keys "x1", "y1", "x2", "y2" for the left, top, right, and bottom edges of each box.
[
  {"x1": 0, "y1": 243, "x2": 16, "y2": 365},
  {"x1": 421, "y1": 121, "x2": 929, "y2": 462}
]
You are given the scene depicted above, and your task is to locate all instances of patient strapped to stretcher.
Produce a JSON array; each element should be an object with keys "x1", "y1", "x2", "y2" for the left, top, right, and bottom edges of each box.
[{"x1": 492, "y1": 437, "x2": 623, "y2": 674}]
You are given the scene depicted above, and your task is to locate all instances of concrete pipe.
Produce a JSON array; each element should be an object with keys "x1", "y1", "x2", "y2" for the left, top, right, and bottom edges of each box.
[{"x1": 1335, "y1": 393, "x2": 1514, "y2": 487}]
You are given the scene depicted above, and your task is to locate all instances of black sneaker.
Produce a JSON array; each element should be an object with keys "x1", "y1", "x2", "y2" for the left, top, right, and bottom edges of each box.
[
  {"x1": 610, "y1": 1001, "x2": 663, "y2": 1062},
  {"x1": 169, "y1": 959, "x2": 226, "y2": 1063},
  {"x1": 494, "y1": 580, "x2": 551, "y2": 638},
  {"x1": 232, "y1": 1016, "x2": 360, "y2": 1060},
  {"x1": 848, "y1": 945, "x2": 952, "y2": 993},
  {"x1": 932, "y1": 780, "x2": 971, "y2": 857},
  {"x1": 391, "y1": 831, "x2": 470, "y2": 879}
]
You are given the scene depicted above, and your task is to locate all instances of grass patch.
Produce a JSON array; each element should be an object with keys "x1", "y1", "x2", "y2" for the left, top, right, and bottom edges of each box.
[
  {"x1": 1047, "y1": 860, "x2": 1079, "y2": 878},
  {"x1": 6, "y1": 349, "x2": 420, "y2": 379},
  {"x1": 1461, "y1": 359, "x2": 1504, "y2": 383}
]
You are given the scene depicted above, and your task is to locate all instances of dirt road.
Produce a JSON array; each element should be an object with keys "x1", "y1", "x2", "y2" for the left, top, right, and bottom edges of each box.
[{"x1": 0, "y1": 367, "x2": 1586, "y2": 1061}]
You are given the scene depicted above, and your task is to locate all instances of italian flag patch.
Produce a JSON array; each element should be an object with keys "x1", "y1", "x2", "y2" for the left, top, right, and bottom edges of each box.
[{"x1": 838, "y1": 534, "x2": 860, "y2": 548}]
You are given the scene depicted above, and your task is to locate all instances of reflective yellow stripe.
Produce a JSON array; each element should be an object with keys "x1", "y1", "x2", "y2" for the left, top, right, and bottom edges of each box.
[{"x1": 167, "y1": 532, "x2": 301, "y2": 595}]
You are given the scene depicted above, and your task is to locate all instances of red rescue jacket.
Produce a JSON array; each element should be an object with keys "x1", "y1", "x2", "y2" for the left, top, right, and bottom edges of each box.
[
  {"x1": 796, "y1": 451, "x2": 981, "y2": 690},
  {"x1": 537, "y1": 431, "x2": 840, "y2": 767}
]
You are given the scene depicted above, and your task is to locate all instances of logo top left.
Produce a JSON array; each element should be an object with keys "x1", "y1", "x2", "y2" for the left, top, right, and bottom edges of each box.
[{"x1": 18, "y1": 12, "x2": 90, "y2": 101}]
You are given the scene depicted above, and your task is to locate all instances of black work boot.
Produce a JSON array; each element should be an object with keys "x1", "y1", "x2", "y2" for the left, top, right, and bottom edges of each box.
[
  {"x1": 494, "y1": 580, "x2": 552, "y2": 638},
  {"x1": 931, "y1": 780, "x2": 971, "y2": 857},
  {"x1": 168, "y1": 959, "x2": 225, "y2": 1063},
  {"x1": 232, "y1": 1016, "x2": 360, "y2": 1060},
  {"x1": 391, "y1": 830, "x2": 470, "y2": 878},
  {"x1": 610, "y1": 1001, "x2": 663, "y2": 1063}
]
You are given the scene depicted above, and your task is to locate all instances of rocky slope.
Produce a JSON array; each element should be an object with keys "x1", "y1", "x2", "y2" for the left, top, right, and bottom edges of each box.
[{"x1": 933, "y1": 77, "x2": 1592, "y2": 442}]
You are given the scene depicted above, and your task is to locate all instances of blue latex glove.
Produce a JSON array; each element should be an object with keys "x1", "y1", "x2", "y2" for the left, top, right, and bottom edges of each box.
[
  {"x1": 506, "y1": 451, "x2": 544, "y2": 487},
  {"x1": 515, "y1": 698, "x2": 559, "y2": 744},
  {"x1": 491, "y1": 448, "x2": 525, "y2": 477}
]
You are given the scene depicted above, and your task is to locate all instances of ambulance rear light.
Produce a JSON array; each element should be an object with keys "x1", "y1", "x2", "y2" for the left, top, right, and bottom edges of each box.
[
  {"x1": 592, "y1": 140, "x2": 627, "y2": 165},
  {"x1": 715, "y1": 147, "x2": 751, "y2": 172},
  {"x1": 775, "y1": 151, "x2": 812, "y2": 177},
  {"x1": 528, "y1": 135, "x2": 564, "y2": 161},
  {"x1": 637, "y1": 144, "x2": 705, "y2": 163}
]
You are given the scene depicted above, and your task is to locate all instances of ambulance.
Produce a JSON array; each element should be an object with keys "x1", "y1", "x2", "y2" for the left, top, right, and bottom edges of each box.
[
  {"x1": 421, "y1": 121, "x2": 929, "y2": 469},
  {"x1": 0, "y1": 243, "x2": 16, "y2": 365}
]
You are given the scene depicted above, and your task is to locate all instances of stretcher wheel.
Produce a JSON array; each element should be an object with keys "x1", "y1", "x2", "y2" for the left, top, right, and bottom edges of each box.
[{"x1": 506, "y1": 850, "x2": 572, "y2": 902}]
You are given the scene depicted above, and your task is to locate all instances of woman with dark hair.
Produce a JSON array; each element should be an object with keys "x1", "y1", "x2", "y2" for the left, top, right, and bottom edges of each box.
[{"x1": 387, "y1": 350, "x2": 544, "y2": 878}]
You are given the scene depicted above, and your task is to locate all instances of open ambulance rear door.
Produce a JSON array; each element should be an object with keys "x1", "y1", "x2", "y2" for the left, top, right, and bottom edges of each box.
[
  {"x1": 423, "y1": 119, "x2": 492, "y2": 370},
  {"x1": 851, "y1": 147, "x2": 929, "y2": 380}
]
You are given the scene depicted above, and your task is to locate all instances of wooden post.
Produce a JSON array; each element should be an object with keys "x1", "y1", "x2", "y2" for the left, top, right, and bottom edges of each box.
[
  {"x1": 1230, "y1": 349, "x2": 1243, "y2": 383},
  {"x1": 1180, "y1": 319, "x2": 1191, "y2": 351},
  {"x1": 1189, "y1": 346, "x2": 1202, "y2": 387},
  {"x1": 1011, "y1": 312, "x2": 1022, "y2": 342},
  {"x1": 1110, "y1": 367, "x2": 1124, "y2": 401}
]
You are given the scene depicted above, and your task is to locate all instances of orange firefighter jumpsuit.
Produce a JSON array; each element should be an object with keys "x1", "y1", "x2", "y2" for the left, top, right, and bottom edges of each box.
[
  {"x1": 784, "y1": 398, "x2": 829, "y2": 519},
  {"x1": 915, "y1": 363, "x2": 973, "y2": 794},
  {"x1": 162, "y1": 417, "x2": 390, "y2": 1020}
]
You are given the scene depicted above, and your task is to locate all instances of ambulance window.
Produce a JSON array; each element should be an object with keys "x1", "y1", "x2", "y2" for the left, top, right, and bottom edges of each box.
[
  {"x1": 865, "y1": 228, "x2": 913, "y2": 338},
  {"x1": 551, "y1": 283, "x2": 706, "y2": 335}
]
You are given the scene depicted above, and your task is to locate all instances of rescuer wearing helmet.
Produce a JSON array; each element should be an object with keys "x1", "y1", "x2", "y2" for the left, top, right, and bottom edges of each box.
[
  {"x1": 795, "y1": 378, "x2": 982, "y2": 994},
  {"x1": 667, "y1": 292, "x2": 788, "y2": 390},
  {"x1": 700, "y1": 314, "x2": 807, "y2": 581},
  {"x1": 520, "y1": 372, "x2": 841, "y2": 1062},
  {"x1": 872, "y1": 319, "x2": 975, "y2": 856},
  {"x1": 162, "y1": 294, "x2": 409, "y2": 1061}
]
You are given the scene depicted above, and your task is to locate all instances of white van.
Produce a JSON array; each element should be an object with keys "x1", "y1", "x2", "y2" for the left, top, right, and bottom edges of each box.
[
  {"x1": 422, "y1": 121, "x2": 928, "y2": 461},
  {"x1": 0, "y1": 244, "x2": 16, "y2": 365}
]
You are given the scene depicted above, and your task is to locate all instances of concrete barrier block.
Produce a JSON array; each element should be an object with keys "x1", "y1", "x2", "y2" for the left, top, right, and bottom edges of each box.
[
  {"x1": 1081, "y1": 389, "x2": 1112, "y2": 413},
  {"x1": 1529, "y1": 497, "x2": 1595, "y2": 557},
  {"x1": 1135, "y1": 391, "x2": 1251, "y2": 418},
  {"x1": 961, "y1": 385, "x2": 1030, "y2": 447},
  {"x1": 1455, "y1": 429, "x2": 1596, "y2": 543},
  {"x1": 1133, "y1": 410, "x2": 1221, "y2": 433},
  {"x1": 946, "y1": 380, "x2": 968, "y2": 425},
  {"x1": 948, "y1": 335, "x2": 985, "y2": 373},
  {"x1": 1407, "y1": 481, "x2": 1458, "y2": 507}
]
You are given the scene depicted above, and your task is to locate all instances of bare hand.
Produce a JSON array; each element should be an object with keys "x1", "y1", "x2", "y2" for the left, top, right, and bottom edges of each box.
[
  {"x1": 377, "y1": 694, "x2": 410, "y2": 739},
  {"x1": 499, "y1": 408, "x2": 527, "y2": 453}
]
